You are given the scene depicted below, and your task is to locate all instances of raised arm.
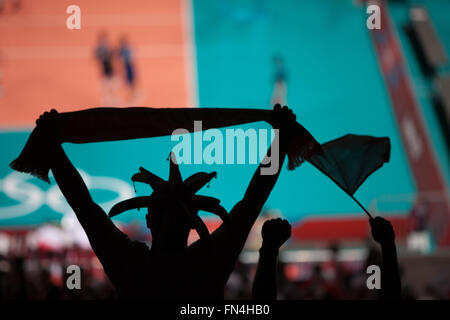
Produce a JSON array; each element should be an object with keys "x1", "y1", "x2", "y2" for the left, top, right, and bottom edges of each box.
[
  {"x1": 369, "y1": 216, "x2": 402, "y2": 299},
  {"x1": 204, "y1": 106, "x2": 297, "y2": 282},
  {"x1": 252, "y1": 218, "x2": 291, "y2": 300},
  {"x1": 225, "y1": 105, "x2": 296, "y2": 240},
  {"x1": 36, "y1": 110, "x2": 131, "y2": 262}
]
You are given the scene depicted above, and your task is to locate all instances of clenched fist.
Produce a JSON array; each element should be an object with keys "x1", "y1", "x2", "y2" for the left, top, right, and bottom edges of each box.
[
  {"x1": 261, "y1": 218, "x2": 292, "y2": 251},
  {"x1": 370, "y1": 216, "x2": 395, "y2": 246}
]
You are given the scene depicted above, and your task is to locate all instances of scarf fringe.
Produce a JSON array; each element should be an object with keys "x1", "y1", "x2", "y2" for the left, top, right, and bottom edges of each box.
[
  {"x1": 286, "y1": 123, "x2": 323, "y2": 170},
  {"x1": 9, "y1": 158, "x2": 50, "y2": 183}
]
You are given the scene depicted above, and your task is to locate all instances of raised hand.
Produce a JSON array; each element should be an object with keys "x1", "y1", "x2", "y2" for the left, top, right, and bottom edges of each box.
[
  {"x1": 369, "y1": 216, "x2": 395, "y2": 247},
  {"x1": 261, "y1": 218, "x2": 292, "y2": 251},
  {"x1": 272, "y1": 104, "x2": 296, "y2": 126},
  {"x1": 253, "y1": 218, "x2": 291, "y2": 300},
  {"x1": 36, "y1": 108, "x2": 59, "y2": 132},
  {"x1": 271, "y1": 104, "x2": 297, "y2": 138},
  {"x1": 369, "y1": 216, "x2": 401, "y2": 299},
  {"x1": 272, "y1": 104, "x2": 297, "y2": 129},
  {"x1": 35, "y1": 109, "x2": 61, "y2": 147}
]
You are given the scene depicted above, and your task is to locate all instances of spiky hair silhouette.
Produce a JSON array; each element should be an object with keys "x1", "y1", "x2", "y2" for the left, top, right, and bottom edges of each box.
[{"x1": 109, "y1": 152, "x2": 228, "y2": 239}]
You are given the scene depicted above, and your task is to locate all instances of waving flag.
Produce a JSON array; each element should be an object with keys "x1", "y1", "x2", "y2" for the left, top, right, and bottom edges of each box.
[{"x1": 308, "y1": 134, "x2": 391, "y2": 218}]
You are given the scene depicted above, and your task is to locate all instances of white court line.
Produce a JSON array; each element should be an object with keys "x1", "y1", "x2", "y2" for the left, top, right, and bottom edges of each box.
[
  {"x1": 0, "y1": 125, "x2": 33, "y2": 132},
  {"x1": 181, "y1": 0, "x2": 198, "y2": 107}
]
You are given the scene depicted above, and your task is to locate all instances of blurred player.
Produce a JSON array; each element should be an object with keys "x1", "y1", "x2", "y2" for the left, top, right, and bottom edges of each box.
[
  {"x1": 94, "y1": 31, "x2": 119, "y2": 106},
  {"x1": 0, "y1": 0, "x2": 21, "y2": 13},
  {"x1": 117, "y1": 35, "x2": 138, "y2": 105},
  {"x1": 271, "y1": 55, "x2": 288, "y2": 106}
]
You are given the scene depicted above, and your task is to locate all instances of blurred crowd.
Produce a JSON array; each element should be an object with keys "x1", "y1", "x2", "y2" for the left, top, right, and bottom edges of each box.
[
  {"x1": 1, "y1": 242, "x2": 448, "y2": 300},
  {"x1": 0, "y1": 247, "x2": 116, "y2": 300}
]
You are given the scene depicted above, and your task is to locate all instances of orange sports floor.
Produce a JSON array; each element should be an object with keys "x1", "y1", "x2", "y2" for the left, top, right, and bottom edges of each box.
[{"x1": 0, "y1": 0, "x2": 194, "y2": 128}]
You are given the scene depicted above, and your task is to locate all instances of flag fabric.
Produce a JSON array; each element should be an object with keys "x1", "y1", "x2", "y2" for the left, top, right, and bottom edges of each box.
[
  {"x1": 308, "y1": 134, "x2": 390, "y2": 196},
  {"x1": 308, "y1": 134, "x2": 391, "y2": 217}
]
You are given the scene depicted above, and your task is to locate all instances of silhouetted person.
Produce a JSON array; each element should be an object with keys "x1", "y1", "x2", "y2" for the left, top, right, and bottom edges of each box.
[
  {"x1": 369, "y1": 216, "x2": 401, "y2": 299},
  {"x1": 6, "y1": 257, "x2": 28, "y2": 299},
  {"x1": 36, "y1": 105, "x2": 298, "y2": 299},
  {"x1": 252, "y1": 218, "x2": 291, "y2": 300},
  {"x1": 411, "y1": 196, "x2": 430, "y2": 232}
]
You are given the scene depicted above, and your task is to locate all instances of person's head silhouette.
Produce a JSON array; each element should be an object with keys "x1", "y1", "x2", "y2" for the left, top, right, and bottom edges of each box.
[{"x1": 109, "y1": 152, "x2": 229, "y2": 251}]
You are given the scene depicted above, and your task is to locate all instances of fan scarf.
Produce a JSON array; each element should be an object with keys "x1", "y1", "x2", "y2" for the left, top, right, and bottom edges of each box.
[{"x1": 10, "y1": 107, "x2": 323, "y2": 182}]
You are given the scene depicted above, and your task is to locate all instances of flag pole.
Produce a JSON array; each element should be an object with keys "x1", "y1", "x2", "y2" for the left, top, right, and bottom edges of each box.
[{"x1": 350, "y1": 195, "x2": 373, "y2": 219}]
